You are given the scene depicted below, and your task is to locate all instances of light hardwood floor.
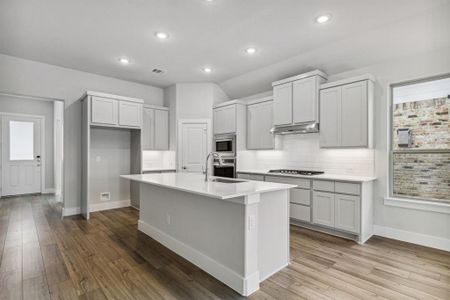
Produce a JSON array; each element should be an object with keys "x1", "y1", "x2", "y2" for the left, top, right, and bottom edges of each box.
[{"x1": 0, "y1": 194, "x2": 449, "y2": 299}]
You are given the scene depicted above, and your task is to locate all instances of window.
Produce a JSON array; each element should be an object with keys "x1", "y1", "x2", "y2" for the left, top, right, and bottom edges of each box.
[
  {"x1": 9, "y1": 120, "x2": 34, "y2": 160},
  {"x1": 390, "y1": 76, "x2": 450, "y2": 203}
]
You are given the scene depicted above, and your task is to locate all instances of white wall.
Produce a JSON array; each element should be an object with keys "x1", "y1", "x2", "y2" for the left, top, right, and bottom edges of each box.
[
  {"x1": 0, "y1": 95, "x2": 55, "y2": 190},
  {"x1": 54, "y1": 101, "x2": 64, "y2": 196},
  {"x1": 0, "y1": 53, "x2": 163, "y2": 210}
]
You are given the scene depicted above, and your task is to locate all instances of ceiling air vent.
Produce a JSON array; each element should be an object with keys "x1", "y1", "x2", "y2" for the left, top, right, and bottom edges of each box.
[{"x1": 152, "y1": 68, "x2": 165, "y2": 74}]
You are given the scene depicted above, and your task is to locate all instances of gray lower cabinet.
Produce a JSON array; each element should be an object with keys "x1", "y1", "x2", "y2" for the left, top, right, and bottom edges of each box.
[
  {"x1": 312, "y1": 191, "x2": 335, "y2": 227},
  {"x1": 335, "y1": 194, "x2": 360, "y2": 233},
  {"x1": 312, "y1": 180, "x2": 361, "y2": 234}
]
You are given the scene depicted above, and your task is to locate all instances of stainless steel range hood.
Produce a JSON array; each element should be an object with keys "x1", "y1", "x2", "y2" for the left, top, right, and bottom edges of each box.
[{"x1": 270, "y1": 122, "x2": 319, "y2": 135}]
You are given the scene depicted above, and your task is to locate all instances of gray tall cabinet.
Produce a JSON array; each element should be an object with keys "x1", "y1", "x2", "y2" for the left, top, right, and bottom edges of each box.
[{"x1": 81, "y1": 91, "x2": 143, "y2": 219}]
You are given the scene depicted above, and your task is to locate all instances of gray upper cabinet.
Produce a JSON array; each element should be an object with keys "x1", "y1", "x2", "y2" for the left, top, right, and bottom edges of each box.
[
  {"x1": 319, "y1": 75, "x2": 374, "y2": 148},
  {"x1": 293, "y1": 76, "x2": 318, "y2": 124},
  {"x1": 273, "y1": 82, "x2": 292, "y2": 126},
  {"x1": 154, "y1": 109, "x2": 169, "y2": 150},
  {"x1": 272, "y1": 70, "x2": 327, "y2": 127},
  {"x1": 247, "y1": 100, "x2": 274, "y2": 150},
  {"x1": 142, "y1": 106, "x2": 169, "y2": 150},
  {"x1": 91, "y1": 95, "x2": 143, "y2": 129},
  {"x1": 214, "y1": 104, "x2": 236, "y2": 135}
]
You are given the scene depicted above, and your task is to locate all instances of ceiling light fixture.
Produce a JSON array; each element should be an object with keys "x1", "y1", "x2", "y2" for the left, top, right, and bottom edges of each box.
[
  {"x1": 155, "y1": 32, "x2": 169, "y2": 40},
  {"x1": 316, "y1": 14, "x2": 332, "y2": 24},
  {"x1": 202, "y1": 67, "x2": 212, "y2": 73},
  {"x1": 245, "y1": 47, "x2": 257, "y2": 55},
  {"x1": 118, "y1": 57, "x2": 130, "y2": 65}
]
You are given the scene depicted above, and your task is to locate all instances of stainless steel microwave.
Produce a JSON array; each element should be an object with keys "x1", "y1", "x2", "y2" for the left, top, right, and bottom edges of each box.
[{"x1": 214, "y1": 135, "x2": 235, "y2": 154}]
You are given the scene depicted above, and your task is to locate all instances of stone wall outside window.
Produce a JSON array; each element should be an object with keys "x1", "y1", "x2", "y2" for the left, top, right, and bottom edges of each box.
[{"x1": 392, "y1": 96, "x2": 449, "y2": 202}]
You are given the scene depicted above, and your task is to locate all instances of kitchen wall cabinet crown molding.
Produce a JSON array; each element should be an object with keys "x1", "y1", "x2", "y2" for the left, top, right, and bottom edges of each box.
[
  {"x1": 319, "y1": 75, "x2": 374, "y2": 148},
  {"x1": 247, "y1": 98, "x2": 274, "y2": 150},
  {"x1": 81, "y1": 91, "x2": 144, "y2": 103},
  {"x1": 272, "y1": 70, "x2": 327, "y2": 127}
]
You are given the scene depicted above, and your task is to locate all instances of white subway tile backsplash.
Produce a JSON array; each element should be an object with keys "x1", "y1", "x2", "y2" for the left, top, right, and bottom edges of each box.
[
  {"x1": 237, "y1": 134, "x2": 375, "y2": 176},
  {"x1": 142, "y1": 151, "x2": 176, "y2": 170}
]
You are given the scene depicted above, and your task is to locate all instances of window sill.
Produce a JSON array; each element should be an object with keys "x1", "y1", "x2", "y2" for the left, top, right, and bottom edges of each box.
[{"x1": 384, "y1": 197, "x2": 450, "y2": 214}]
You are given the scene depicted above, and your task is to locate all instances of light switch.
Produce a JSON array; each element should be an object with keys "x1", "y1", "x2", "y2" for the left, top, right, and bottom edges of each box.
[
  {"x1": 96, "y1": 156, "x2": 101, "y2": 162},
  {"x1": 248, "y1": 215, "x2": 256, "y2": 230}
]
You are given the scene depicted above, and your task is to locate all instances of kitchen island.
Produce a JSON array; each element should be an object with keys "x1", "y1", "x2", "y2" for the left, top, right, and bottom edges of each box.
[{"x1": 120, "y1": 173, "x2": 295, "y2": 296}]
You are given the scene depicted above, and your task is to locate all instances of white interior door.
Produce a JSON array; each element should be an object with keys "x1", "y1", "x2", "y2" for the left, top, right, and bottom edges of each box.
[
  {"x1": 180, "y1": 122, "x2": 208, "y2": 173},
  {"x1": 1, "y1": 115, "x2": 42, "y2": 196}
]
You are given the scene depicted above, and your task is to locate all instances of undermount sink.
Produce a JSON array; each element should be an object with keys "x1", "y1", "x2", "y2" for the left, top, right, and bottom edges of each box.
[{"x1": 209, "y1": 178, "x2": 245, "y2": 184}]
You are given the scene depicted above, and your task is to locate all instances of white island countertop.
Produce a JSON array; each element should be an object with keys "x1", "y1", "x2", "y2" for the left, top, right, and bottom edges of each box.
[{"x1": 121, "y1": 173, "x2": 295, "y2": 200}]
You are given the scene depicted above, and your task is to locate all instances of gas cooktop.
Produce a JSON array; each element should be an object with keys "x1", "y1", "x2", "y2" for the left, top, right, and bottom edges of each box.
[{"x1": 268, "y1": 169, "x2": 324, "y2": 176}]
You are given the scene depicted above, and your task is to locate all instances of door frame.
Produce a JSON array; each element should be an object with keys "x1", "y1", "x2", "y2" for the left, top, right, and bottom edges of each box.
[
  {"x1": 177, "y1": 119, "x2": 212, "y2": 172},
  {"x1": 0, "y1": 112, "x2": 46, "y2": 196}
]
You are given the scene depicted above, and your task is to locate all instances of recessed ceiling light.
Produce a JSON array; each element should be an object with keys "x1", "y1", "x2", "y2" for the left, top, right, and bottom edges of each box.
[
  {"x1": 118, "y1": 57, "x2": 130, "y2": 65},
  {"x1": 245, "y1": 47, "x2": 257, "y2": 55},
  {"x1": 202, "y1": 67, "x2": 212, "y2": 73},
  {"x1": 316, "y1": 14, "x2": 332, "y2": 24},
  {"x1": 155, "y1": 32, "x2": 169, "y2": 40}
]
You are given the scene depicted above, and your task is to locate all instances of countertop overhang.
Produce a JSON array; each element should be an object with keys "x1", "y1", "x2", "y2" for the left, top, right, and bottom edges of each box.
[{"x1": 121, "y1": 173, "x2": 295, "y2": 200}]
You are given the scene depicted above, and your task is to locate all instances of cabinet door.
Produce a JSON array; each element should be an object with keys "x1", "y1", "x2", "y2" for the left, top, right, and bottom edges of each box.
[
  {"x1": 247, "y1": 101, "x2": 274, "y2": 149},
  {"x1": 273, "y1": 82, "x2": 293, "y2": 126},
  {"x1": 341, "y1": 81, "x2": 368, "y2": 147},
  {"x1": 335, "y1": 194, "x2": 360, "y2": 234},
  {"x1": 142, "y1": 108, "x2": 155, "y2": 150},
  {"x1": 91, "y1": 96, "x2": 118, "y2": 125},
  {"x1": 119, "y1": 101, "x2": 142, "y2": 127},
  {"x1": 154, "y1": 109, "x2": 169, "y2": 150},
  {"x1": 312, "y1": 191, "x2": 335, "y2": 227},
  {"x1": 214, "y1": 105, "x2": 236, "y2": 134},
  {"x1": 319, "y1": 87, "x2": 341, "y2": 147},
  {"x1": 293, "y1": 77, "x2": 317, "y2": 124}
]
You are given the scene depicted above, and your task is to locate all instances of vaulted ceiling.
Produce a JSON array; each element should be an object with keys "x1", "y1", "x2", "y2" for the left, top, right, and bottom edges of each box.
[{"x1": 0, "y1": 0, "x2": 449, "y2": 97}]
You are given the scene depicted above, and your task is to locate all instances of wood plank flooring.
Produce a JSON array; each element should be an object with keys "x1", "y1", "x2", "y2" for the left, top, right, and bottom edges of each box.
[{"x1": 0, "y1": 195, "x2": 449, "y2": 299}]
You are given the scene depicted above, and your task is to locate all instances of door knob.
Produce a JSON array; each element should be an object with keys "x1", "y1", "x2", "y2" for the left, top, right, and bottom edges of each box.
[{"x1": 182, "y1": 166, "x2": 187, "y2": 170}]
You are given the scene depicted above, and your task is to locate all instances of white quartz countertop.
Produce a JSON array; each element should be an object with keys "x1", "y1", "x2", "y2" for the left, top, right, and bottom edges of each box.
[
  {"x1": 238, "y1": 170, "x2": 377, "y2": 182},
  {"x1": 121, "y1": 173, "x2": 295, "y2": 200}
]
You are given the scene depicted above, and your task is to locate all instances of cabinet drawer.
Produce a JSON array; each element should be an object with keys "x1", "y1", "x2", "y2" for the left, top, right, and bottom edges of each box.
[
  {"x1": 335, "y1": 182, "x2": 361, "y2": 195},
  {"x1": 265, "y1": 176, "x2": 311, "y2": 189},
  {"x1": 290, "y1": 204, "x2": 311, "y2": 222},
  {"x1": 291, "y1": 188, "x2": 311, "y2": 205},
  {"x1": 313, "y1": 180, "x2": 335, "y2": 192}
]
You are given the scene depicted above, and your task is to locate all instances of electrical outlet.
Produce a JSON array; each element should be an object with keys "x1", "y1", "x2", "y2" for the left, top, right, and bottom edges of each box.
[
  {"x1": 166, "y1": 214, "x2": 171, "y2": 225},
  {"x1": 100, "y1": 192, "x2": 110, "y2": 201},
  {"x1": 248, "y1": 215, "x2": 256, "y2": 230}
]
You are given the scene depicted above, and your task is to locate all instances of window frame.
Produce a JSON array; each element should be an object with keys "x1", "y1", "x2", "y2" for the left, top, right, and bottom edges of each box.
[{"x1": 388, "y1": 73, "x2": 450, "y2": 206}]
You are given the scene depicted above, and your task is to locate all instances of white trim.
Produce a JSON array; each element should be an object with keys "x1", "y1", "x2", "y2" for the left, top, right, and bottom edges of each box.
[
  {"x1": 246, "y1": 96, "x2": 273, "y2": 106},
  {"x1": 82, "y1": 91, "x2": 144, "y2": 103},
  {"x1": 89, "y1": 199, "x2": 130, "y2": 212},
  {"x1": 320, "y1": 73, "x2": 375, "y2": 89},
  {"x1": 177, "y1": 119, "x2": 212, "y2": 173},
  {"x1": 384, "y1": 197, "x2": 450, "y2": 214},
  {"x1": 0, "y1": 112, "x2": 46, "y2": 196},
  {"x1": 259, "y1": 263, "x2": 289, "y2": 282},
  {"x1": 138, "y1": 220, "x2": 259, "y2": 296},
  {"x1": 43, "y1": 188, "x2": 56, "y2": 194},
  {"x1": 62, "y1": 206, "x2": 81, "y2": 216},
  {"x1": 272, "y1": 69, "x2": 328, "y2": 86},
  {"x1": 373, "y1": 225, "x2": 450, "y2": 252},
  {"x1": 213, "y1": 100, "x2": 246, "y2": 109},
  {"x1": 143, "y1": 104, "x2": 169, "y2": 111}
]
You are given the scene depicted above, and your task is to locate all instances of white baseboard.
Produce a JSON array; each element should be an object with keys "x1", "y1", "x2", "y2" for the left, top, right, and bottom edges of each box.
[
  {"x1": 62, "y1": 200, "x2": 130, "y2": 217},
  {"x1": 138, "y1": 220, "x2": 259, "y2": 296},
  {"x1": 43, "y1": 188, "x2": 56, "y2": 194},
  {"x1": 90, "y1": 199, "x2": 130, "y2": 212},
  {"x1": 62, "y1": 206, "x2": 81, "y2": 217},
  {"x1": 373, "y1": 225, "x2": 450, "y2": 252}
]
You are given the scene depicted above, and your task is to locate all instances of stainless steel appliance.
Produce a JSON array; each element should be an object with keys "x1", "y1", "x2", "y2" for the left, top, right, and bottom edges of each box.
[
  {"x1": 268, "y1": 169, "x2": 324, "y2": 176},
  {"x1": 214, "y1": 135, "x2": 236, "y2": 178}
]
